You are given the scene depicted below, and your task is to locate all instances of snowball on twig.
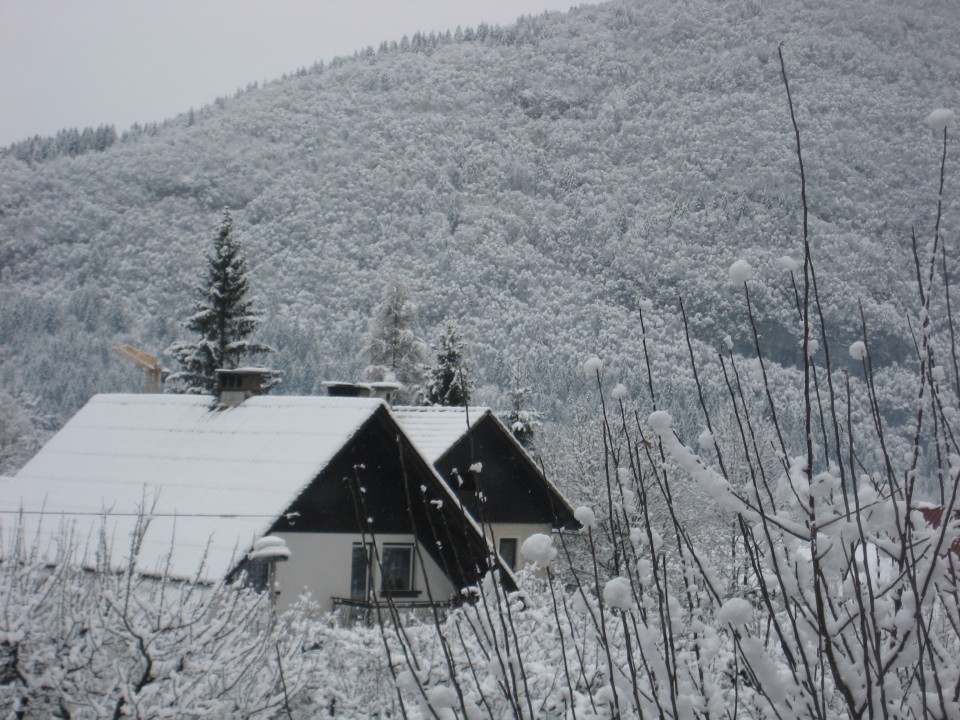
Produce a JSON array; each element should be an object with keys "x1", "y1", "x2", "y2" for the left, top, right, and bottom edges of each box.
[
  {"x1": 583, "y1": 356, "x2": 603, "y2": 377},
  {"x1": 778, "y1": 255, "x2": 800, "y2": 273},
  {"x1": 718, "y1": 597, "x2": 753, "y2": 628},
  {"x1": 520, "y1": 533, "x2": 557, "y2": 566},
  {"x1": 729, "y1": 259, "x2": 754, "y2": 285},
  {"x1": 574, "y1": 506, "x2": 596, "y2": 529},
  {"x1": 603, "y1": 576, "x2": 633, "y2": 610},
  {"x1": 926, "y1": 108, "x2": 957, "y2": 130}
]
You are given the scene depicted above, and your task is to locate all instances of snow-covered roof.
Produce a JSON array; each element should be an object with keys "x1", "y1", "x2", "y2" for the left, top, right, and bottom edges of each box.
[
  {"x1": 391, "y1": 406, "x2": 490, "y2": 463},
  {"x1": 1, "y1": 394, "x2": 384, "y2": 582}
]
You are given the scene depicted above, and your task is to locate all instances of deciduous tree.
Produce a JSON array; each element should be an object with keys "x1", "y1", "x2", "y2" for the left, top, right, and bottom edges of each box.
[
  {"x1": 426, "y1": 320, "x2": 472, "y2": 407},
  {"x1": 363, "y1": 280, "x2": 427, "y2": 392}
]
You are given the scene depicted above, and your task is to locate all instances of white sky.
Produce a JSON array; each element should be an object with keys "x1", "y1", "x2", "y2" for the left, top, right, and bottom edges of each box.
[{"x1": 0, "y1": 0, "x2": 592, "y2": 147}]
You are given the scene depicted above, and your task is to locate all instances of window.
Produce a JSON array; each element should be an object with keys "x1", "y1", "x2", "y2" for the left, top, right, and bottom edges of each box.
[
  {"x1": 349, "y1": 544, "x2": 373, "y2": 623},
  {"x1": 350, "y1": 544, "x2": 371, "y2": 601},
  {"x1": 241, "y1": 559, "x2": 270, "y2": 592},
  {"x1": 381, "y1": 544, "x2": 414, "y2": 593},
  {"x1": 498, "y1": 538, "x2": 518, "y2": 571}
]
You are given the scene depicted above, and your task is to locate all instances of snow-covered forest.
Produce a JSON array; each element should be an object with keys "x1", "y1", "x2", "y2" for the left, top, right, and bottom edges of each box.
[
  {"x1": 1, "y1": 0, "x2": 957, "y2": 452},
  {"x1": 3, "y1": 0, "x2": 960, "y2": 715}
]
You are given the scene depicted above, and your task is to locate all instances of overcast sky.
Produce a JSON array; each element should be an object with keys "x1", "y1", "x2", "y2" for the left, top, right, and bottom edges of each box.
[{"x1": 0, "y1": 0, "x2": 592, "y2": 147}]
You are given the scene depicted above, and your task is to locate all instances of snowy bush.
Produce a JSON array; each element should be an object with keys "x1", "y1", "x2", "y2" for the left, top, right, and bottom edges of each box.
[{"x1": 0, "y1": 518, "x2": 317, "y2": 718}]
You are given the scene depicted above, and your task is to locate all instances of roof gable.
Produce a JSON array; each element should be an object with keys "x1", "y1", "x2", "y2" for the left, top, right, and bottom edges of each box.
[
  {"x1": 270, "y1": 408, "x2": 510, "y2": 591},
  {"x1": 3, "y1": 394, "x2": 384, "y2": 581},
  {"x1": 393, "y1": 406, "x2": 578, "y2": 528}
]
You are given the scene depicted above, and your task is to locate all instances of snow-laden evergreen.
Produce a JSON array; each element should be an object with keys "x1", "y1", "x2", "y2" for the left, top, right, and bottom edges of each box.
[
  {"x1": 501, "y1": 383, "x2": 544, "y2": 450},
  {"x1": 166, "y1": 211, "x2": 274, "y2": 394}
]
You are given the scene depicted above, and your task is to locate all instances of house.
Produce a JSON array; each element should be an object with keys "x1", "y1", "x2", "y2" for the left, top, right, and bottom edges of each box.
[
  {"x1": 0, "y1": 390, "x2": 510, "y2": 616},
  {"x1": 392, "y1": 405, "x2": 579, "y2": 571}
]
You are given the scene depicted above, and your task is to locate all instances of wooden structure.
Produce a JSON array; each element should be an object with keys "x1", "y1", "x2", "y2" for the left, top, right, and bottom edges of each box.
[
  {"x1": 216, "y1": 367, "x2": 270, "y2": 405},
  {"x1": 112, "y1": 344, "x2": 164, "y2": 393}
]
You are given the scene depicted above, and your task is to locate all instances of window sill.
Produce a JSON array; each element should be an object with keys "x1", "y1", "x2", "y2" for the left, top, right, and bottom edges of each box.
[{"x1": 381, "y1": 589, "x2": 421, "y2": 598}]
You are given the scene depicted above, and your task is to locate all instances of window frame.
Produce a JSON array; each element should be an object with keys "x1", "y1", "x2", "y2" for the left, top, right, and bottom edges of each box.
[
  {"x1": 350, "y1": 542, "x2": 373, "y2": 602},
  {"x1": 380, "y1": 543, "x2": 416, "y2": 595},
  {"x1": 498, "y1": 537, "x2": 518, "y2": 571}
]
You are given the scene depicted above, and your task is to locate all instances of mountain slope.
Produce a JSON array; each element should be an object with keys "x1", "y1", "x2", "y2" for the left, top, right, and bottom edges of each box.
[{"x1": 1, "y1": 0, "x2": 958, "y2": 430}]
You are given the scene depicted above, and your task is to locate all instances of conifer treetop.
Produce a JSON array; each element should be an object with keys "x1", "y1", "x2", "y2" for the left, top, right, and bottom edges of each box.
[{"x1": 166, "y1": 212, "x2": 274, "y2": 394}]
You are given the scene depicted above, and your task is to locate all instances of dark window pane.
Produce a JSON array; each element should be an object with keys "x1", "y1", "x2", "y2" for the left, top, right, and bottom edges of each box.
[
  {"x1": 381, "y1": 545, "x2": 413, "y2": 592},
  {"x1": 498, "y1": 538, "x2": 518, "y2": 571},
  {"x1": 242, "y1": 560, "x2": 269, "y2": 592},
  {"x1": 350, "y1": 544, "x2": 370, "y2": 600}
]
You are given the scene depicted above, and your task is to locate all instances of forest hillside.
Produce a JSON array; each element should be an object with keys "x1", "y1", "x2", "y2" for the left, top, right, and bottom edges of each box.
[{"x1": 1, "y1": 0, "x2": 958, "y2": 456}]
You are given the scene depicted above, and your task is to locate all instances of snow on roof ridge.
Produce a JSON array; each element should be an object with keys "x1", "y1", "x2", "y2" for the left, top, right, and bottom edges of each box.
[
  {"x1": 90, "y1": 393, "x2": 212, "y2": 404},
  {"x1": 88, "y1": 393, "x2": 386, "y2": 407},
  {"x1": 392, "y1": 404, "x2": 491, "y2": 413}
]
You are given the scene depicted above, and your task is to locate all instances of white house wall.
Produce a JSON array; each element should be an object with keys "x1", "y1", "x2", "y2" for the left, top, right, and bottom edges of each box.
[{"x1": 274, "y1": 532, "x2": 456, "y2": 613}]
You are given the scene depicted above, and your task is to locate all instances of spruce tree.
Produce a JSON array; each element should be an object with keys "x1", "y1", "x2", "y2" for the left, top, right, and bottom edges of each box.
[
  {"x1": 426, "y1": 320, "x2": 472, "y2": 407},
  {"x1": 166, "y1": 212, "x2": 273, "y2": 394}
]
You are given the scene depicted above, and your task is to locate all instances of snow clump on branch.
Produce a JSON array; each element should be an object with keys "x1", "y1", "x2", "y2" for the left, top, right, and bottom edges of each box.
[
  {"x1": 427, "y1": 686, "x2": 458, "y2": 718},
  {"x1": 728, "y1": 259, "x2": 754, "y2": 285},
  {"x1": 649, "y1": 410, "x2": 751, "y2": 517},
  {"x1": 926, "y1": 108, "x2": 957, "y2": 129},
  {"x1": 778, "y1": 255, "x2": 801, "y2": 273},
  {"x1": 520, "y1": 533, "x2": 557, "y2": 567},
  {"x1": 718, "y1": 597, "x2": 754, "y2": 628},
  {"x1": 574, "y1": 506, "x2": 596, "y2": 529},
  {"x1": 849, "y1": 341, "x2": 868, "y2": 360},
  {"x1": 603, "y1": 577, "x2": 634, "y2": 611},
  {"x1": 582, "y1": 356, "x2": 603, "y2": 377}
]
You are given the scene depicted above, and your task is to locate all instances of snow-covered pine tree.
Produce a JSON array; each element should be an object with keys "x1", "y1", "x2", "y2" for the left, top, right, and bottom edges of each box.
[
  {"x1": 363, "y1": 280, "x2": 427, "y2": 392},
  {"x1": 166, "y1": 212, "x2": 274, "y2": 394},
  {"x1": 426, "y1": 320, "x2": 472, "y2": 407}
]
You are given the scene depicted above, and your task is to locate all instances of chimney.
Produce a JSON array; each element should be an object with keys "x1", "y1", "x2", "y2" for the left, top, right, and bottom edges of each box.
[
  {"x1": 322, "y1": 381, "x2": 401, "y2": 406},
  {"x1": 216, "y1": 367, "x2": 270, "y2": 406},
  {"x1": 368, "y1": 381, "x2": 401, "y2": 405}
]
